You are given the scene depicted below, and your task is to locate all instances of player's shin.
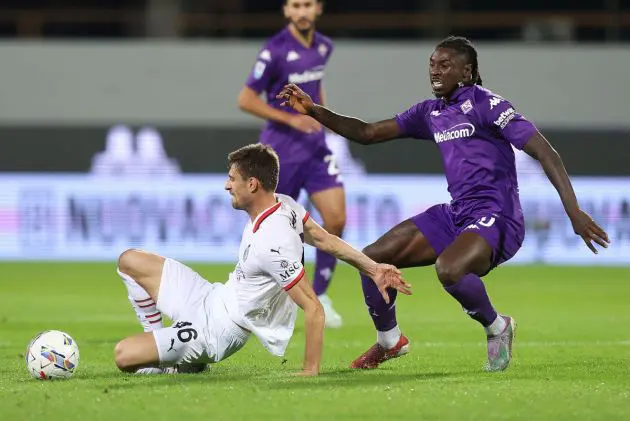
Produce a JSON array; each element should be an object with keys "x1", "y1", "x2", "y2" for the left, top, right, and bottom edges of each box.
[
  {"x1": 361, "y1": 273, "x2": 400, "y2": 347},
  {"x1": 313, "y1": 249, "x2": 337, "y2": 296},
  {"x1": 443, "y1": 273, "x2": 505, "y2": 333},
  {"x1": 118, "y1": 269, "x2": 164, "y2": 331}
]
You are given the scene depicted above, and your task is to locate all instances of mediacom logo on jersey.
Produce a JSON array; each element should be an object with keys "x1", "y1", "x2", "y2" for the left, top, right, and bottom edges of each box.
[
  {"x1": 433, "y1": 123, "x2": 475, "y2": 143},
  {"x1": 288, "y1": 68, "x2": 325, "y2": 84}
]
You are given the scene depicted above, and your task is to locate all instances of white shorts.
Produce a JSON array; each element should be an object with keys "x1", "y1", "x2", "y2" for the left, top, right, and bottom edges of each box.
[{"x1": 152, "y1": 258, "x2": 249, "y2": 366}]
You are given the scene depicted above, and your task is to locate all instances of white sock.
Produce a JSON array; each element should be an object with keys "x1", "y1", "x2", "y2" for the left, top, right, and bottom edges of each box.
[
  {"x1": 485, "y1": 315, "x2": 507, "y2": 337},
  {"x1": 118, "y1": 269, "x2": 163, "y2": 332},
  {"x1": 377, "y1": 325, "x2": 401, "y2": 349}
]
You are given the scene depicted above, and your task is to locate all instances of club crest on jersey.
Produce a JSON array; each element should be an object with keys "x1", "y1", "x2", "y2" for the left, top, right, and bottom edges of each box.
[
  {"x1": 433, "y1": 123, "x2": 475, "y2": 143},
  {"x1": 318, "y1": 44, "x2": 328, "y2": 57},
  {"x1": 460, "y1": 99, "x2": 473, "y2": 114}
]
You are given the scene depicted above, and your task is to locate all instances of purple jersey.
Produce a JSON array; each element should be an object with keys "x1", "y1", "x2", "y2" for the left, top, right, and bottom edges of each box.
[
  {"x1": 395, "y1": 85, "x2": 537, "y2": 224},
  {"x1": 245, "y1": 28, "x2": 334, "y2": 163}
]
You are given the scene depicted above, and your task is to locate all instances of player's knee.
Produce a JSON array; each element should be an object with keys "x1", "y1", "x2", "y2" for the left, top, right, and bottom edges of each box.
[
  {"x1": 322, "y1": 212, "x2": 346, "y2": 236},
  {"x1": 114, "y1": 340, "x2": 136, "y2": 372},
  {"x1": 117, "y1": 249, "x2": 142, "y2": 277},
  {"x1": 435, "y1": 256, "x2": 465, "y2": 286},
  {"x1": 362, "y1": 243, "x2": 389, "y2": 264}
]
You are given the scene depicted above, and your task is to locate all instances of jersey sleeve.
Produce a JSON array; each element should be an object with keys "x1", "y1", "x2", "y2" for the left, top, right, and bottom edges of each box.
[
  {"x1": 255, "y1": 222, "x2": 306, "y2": 291},
  {"x1": 479, "y1": 94, "x2": 537, "y2": 150},
  {"x1": 394, "y1": 101, "x2": 433, "y2": 140},
  {"x1": 245, "y1": 45, "x2": 278, "y2": 94}
]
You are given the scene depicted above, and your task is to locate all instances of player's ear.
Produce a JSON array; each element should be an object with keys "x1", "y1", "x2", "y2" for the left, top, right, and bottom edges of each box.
[
  {"x1": 463, "y1": 63, "x2": 473, "y2": 82},
  {"x1": 248, "y1": 177, "x2": 260, "y2": 193},
  {"x1": 282, "y1": 1, "x2": 290, "y2": 19},
  {"x1": 316, "y1": 1, "x2": 323, "y2": 16}
]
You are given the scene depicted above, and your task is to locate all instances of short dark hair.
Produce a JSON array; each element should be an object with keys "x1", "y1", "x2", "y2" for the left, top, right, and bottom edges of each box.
[
  {"x1": 436, "y1": 35, "x2": 483, "y2": 86},
  {"x1": 227, "y1": 144, "x2": 279, "y2": 192}
]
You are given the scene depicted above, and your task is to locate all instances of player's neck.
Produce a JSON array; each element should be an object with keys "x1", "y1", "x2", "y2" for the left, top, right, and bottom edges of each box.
[
  {"x1": 247, "y1": 194, "x2": 278, "y2": 222},
  {"x1": 287, "y1": 24, "x2": 314, "y2": 48}
]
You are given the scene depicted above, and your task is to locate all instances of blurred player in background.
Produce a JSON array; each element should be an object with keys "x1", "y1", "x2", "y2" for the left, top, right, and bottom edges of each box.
[
  {"x1": 237, "y1": 0, "x2": 346, "y2": 328},
  {"x1": 278, "y1": 36, "x2": 610, "y2": 372},
  {"x1": 113, "y1": 144, "x2": 410, "y2": 377}
]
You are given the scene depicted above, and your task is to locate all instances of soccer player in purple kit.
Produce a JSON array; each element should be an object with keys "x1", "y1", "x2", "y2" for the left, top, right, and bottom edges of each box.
[
  {"x1": 238, "y1": 0, "x2": 345, "y2": 328},
  {"x1": 278, "y1": 36, "x2": 611, "y2": 371}
]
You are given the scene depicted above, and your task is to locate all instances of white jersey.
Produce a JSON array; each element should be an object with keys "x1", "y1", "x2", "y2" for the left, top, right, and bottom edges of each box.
[{"x1": 223, "y1": 194, "x2": 310, "y2": 356}]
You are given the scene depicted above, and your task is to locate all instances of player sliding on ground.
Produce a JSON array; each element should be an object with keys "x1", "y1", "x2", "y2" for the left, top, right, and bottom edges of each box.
[
  {"x1": 113, "y1": 144, "x2": 411, "y2": 377},
  {"x1": 278, "y1": 35, "x2": 610, "y2": 372}
]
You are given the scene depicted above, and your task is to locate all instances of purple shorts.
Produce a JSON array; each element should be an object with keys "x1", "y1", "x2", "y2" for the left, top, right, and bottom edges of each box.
[
  {"x1": 276, "y1": 152, "x2": 344, "y2": 200},
  {"x1": 412, "y1": 204, "x2": 525, "y2": 271}
]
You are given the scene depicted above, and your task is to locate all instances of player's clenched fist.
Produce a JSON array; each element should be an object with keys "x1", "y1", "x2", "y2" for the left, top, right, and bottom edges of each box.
[{"x1": 277, "y1": 84, "x2": 315, "y2": 115}]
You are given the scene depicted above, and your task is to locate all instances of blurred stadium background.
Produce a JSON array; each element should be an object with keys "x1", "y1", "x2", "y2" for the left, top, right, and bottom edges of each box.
[
  {"x1": 0, "y1": 0, "x2": 628, "y2": 264},
  {"x1": 0, "y1": 3, "x2": 628, "y2": 420}
]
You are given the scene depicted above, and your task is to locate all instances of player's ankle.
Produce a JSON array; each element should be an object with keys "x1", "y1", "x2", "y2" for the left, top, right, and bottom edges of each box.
[{"x1": 377, "y1": 325, "x2": 402, "y2": 349}]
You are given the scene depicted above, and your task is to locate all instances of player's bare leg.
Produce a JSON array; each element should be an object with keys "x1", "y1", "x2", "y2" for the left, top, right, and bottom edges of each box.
[
  {"x1": 116, "y1": 250, "x2": 206, "y2": 374},
  {"x1": 114, "y1": 332, "x2": 167, "y2": 373},
  {"x1": 436, "y1": 232, "x2": 516, "y2": 372},
  {"x1": 309, "y1": 186, "x2": 346, "y2": 328},
  {"x1": 117, "y1": 249, "x2": 166, "y2": 332},
  {"x1": 351, "y1": 219, "x2": 437, "y2": 369}
]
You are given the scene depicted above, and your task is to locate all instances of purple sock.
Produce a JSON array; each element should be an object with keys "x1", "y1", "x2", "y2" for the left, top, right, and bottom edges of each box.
[
  {"x1": 362, "y1": 273, "x2": 398, "y2": 331},
  {"x1": 443, "y1": 273, "x2": 498, "y2": 327},
  {"x1": 312, "y1": 249, "x2": 337, "y2": 296}
]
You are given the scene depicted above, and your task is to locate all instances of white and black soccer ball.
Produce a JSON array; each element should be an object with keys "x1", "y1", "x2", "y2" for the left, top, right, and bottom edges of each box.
[{"x1": 25, "y1": 330, "x2": 80, "y2": 380}]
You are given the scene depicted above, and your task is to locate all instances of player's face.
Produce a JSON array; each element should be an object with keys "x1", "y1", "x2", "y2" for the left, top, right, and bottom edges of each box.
[
  {"x1": 429, "y1": 47, "x2": 472, "y2": 98},
  {"x1": 225, "y1": 165, "x2": 254, "y2": 210},
  {"x1": 284, "y1": 0, "x2": 321, "y2": 32}
]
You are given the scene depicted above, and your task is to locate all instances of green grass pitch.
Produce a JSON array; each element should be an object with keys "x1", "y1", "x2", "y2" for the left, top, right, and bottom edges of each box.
[{"x1": 0, "y1": 262, "x2": 628, "y2": 420}]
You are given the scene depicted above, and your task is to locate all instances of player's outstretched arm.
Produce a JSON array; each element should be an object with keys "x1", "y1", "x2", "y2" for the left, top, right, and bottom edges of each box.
[
  {"x1": 523, "y1": 131, "x2": 610, "y2": 253},
  {"x1": 237, "y1": 86, "x2": 322, "y2": 134},
  {"x1": 303, "y1": 218, "x2": 411, "y2": 301},
  {"x1": 277, "y1": 83, "x2": 402, "y2": 145},
  {"x1": 285, "y1": 277, "x2": 324, "y2": 377}
]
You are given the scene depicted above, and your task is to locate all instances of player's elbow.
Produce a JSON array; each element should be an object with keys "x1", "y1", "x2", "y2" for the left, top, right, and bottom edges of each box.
[
  {"x1": 237, "y1": 88, "x2": 255, "y2": 112},
  {"x1": 360, "y1": 124, "x2": 378, "y2": 145},
  {"x1": 313, "y1": 231, "x2": 335, "y2": 255}
]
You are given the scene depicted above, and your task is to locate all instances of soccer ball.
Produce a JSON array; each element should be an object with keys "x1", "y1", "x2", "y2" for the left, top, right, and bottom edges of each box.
[{"x1": 25, "y1": 330, "x2": 80, "y2": 380}]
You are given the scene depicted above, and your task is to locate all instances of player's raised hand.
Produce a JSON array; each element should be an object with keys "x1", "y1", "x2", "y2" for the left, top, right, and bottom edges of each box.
[
  {"x1": 277, "y1": 84, "x2": 315, "y2": 115},
  {"x1": 371, "y1": 263, "x2": 412, "y2": 303},
  {"x1": 288, "y1": 114, "x2": 322, "y2": 134},
  {"x1": 569, "y1": 208, "x2": 610, "y2": 254}
]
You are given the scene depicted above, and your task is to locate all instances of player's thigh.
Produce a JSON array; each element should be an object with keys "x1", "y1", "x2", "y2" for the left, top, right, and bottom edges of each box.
[
  {"x1": 363, "y1": 218, "x2": 438, "y2": 268},
  {"x1": 156, "y1": 258, "x2": 214, "y2": 322},
  {"x1": 435, "y1": 231, "x2": 494, "y2": 285},
  {"x1": 438, "y1": 214, "x2": 524, "y2": 282},
  {"x1": 308, "y1": 186, "x2": 346, "y2": 234},
  {"x1": 114, "y1": 332, "x2": 160, "y2": 372},
  {"x1": 117, "y1": 249, "x2": 165, "y2": 301}
]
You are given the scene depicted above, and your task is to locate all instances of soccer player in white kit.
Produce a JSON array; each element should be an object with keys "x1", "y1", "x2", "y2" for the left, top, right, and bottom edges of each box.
[{"x1": 113, "y1": 144, "x2": 410, "y2": 376}]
